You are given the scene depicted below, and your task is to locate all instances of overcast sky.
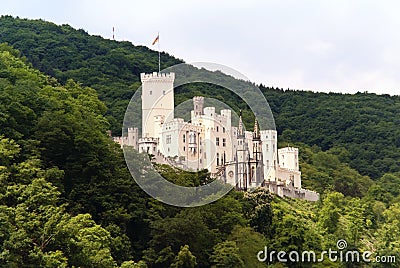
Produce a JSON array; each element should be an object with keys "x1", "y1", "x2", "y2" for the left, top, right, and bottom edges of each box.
[{"x1": 2, "y1": 0, "x2": 400, "y2": 95}]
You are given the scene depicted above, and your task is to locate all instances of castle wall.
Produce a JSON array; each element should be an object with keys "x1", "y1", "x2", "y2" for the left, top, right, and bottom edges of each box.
[
  {"x1": 276, "y1": 167, "x2": 301, "y2": 188},
  {"x1": 278, "y1": 147, "x2": 299, "y2": 171},
  {"x1": 141, "y1": 72, "x2": 175, "y2": 138},
  {"x1": 260, "y1": 130, "x2": 278, "y2": 182},
  {"x1": 114, "y1": 71, "x2": 319, "y2": 201},
  {"x1": 190, "y1": 107, "x2": 236, "y2": 174},
  {"x1": 113, "y1": 127, "x2": 139, "y2": 149}
]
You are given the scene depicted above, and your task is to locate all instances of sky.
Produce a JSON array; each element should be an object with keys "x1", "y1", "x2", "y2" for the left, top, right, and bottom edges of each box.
[{"x1": 2, "y1": 0, "x2": 400, "y2": 95}]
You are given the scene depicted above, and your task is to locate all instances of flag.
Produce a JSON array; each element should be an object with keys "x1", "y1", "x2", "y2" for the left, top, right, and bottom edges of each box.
[{"x1": 152, "y1": 34, "x2": 159, "y2": 45}]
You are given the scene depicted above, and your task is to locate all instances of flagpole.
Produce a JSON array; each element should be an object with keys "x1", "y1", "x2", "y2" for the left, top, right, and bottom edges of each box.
[{"x1": 158, "y1": 31, "x2": 160, "y2": 73}]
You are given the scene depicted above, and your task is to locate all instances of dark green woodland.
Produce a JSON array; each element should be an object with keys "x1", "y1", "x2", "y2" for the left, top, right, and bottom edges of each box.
[{"x1": 0, "y1": 16, "x2": 399, "y2": 267}]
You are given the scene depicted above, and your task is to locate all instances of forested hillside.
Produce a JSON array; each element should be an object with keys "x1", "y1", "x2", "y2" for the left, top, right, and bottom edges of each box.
[
  {"x1": 0, "y1": 15, "x2": 399, "y2": 181},
  {"x1": 0, "y1": 15, "x2": 182, "y2": 135},
  {"x1": 0, "y1": 16, "x2": 400, "y2": 267}
]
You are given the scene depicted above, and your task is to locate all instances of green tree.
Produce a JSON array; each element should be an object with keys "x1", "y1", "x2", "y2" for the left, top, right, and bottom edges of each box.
[
  {"x1": 374, "y1": 203, "x2": 400, "y2": 267},
  {"x1": 318, "y1": 192, "x2": 344, "y2": 234},
  {"x1": 145, "y1": 209, "x2": 216, "y2": 267},
  {"x1": 170, "y1": 245, "x2": 197, "y2": 268},
  {"x1": 210, "y1": 241, "x2": 244, "y2": 268},
  {"x1": 228, "y1": 226, "x2": 267, "y2": 268},
  {"x1": 0, "y1": 176, "x2": 116, "y2": 267},
  {"x1": 244, "y1": 188, "x2": 273, "y2": 237},
  {"x1": 120, "y1": 260, "x2": 148, "y2": 268}
]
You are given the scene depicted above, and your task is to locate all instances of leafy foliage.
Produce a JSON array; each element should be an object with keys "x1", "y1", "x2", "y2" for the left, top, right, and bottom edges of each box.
[
  {"x1": 0, "y1": 16, "x2": 400, "y2": 268},
  {"x1": 1, "y1": 16, "x2": 399, "y2": 180}
]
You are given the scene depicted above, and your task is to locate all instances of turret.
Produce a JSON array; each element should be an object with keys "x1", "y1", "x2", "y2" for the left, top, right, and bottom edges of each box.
[
  {"x1": 193, "y1": 96, "x2": 204, "y2": 116},
  {"x1": 238, "y1": 110, "x2": 244, "y2": 138},
  {"x1": 251, "y1": 118, "x2": 263, "y2": 186},
  {"x1": 236, "y1": 110, "x2": 249, "y2": 190},
  {"x1": 252, "y1": 118, "x2": 262, "y2": 161}
]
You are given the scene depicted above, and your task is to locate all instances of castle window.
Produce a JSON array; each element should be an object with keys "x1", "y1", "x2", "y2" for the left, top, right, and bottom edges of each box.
[
  {"x1": 216, "y1": 137, "x2": 220, "y2": 146},
  {"x1": 223, "y1": 138, "x2": 226, "y2": 147},
  {"x1": 150, "y1": 90, "x2": 152, "y2": 95},
  {"x1": 166, "y1": 135, "x2": 171, "y2": 144},
  {"x1": 216, "y1": 153, "x2": 219, "y2": 166},
  {"x1": 183, "y1": 146, "x2": 186, "y2": 151},
  {"x1": 183, "y1": 134, "x2": 186, "y2": 143},
  {"x1": 223, "y1": 127, "x2": 225, "y2": 133},
  {"x1": 216, "y1": 126, "x2": 219, "y2": 132},
  {"x1": 163, "y1": 90, "x2": 165, "y2": 95}
]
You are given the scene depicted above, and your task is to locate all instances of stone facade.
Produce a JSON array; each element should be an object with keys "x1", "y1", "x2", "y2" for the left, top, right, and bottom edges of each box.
[{"x1": 114, "y1": 72, "x2": 319, "y2": 201}]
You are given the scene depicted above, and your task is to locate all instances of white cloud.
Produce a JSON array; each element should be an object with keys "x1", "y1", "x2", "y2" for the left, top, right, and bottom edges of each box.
[
  {"x1": 306, "y1": 40, "x2": 334, "y2": 57},
  {"x1": 1, "y1": 0, "x2": 400, "y2": 95}
]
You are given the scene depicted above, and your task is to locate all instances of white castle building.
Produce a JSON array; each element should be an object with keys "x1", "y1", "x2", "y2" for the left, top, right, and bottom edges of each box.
[{"x1": 115, "y1": 72, "x2": 319, "y2": 201}]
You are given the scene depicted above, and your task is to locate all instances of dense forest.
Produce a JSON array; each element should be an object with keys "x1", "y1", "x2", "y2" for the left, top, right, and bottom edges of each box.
[{"x1": 0, "y1": 16, "x2": 400, "y2": 267}]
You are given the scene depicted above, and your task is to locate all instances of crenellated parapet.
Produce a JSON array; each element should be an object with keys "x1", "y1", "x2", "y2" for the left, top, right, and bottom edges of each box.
[{"x1": 140, "y1": 72, "x2": 175, "y2": 82}]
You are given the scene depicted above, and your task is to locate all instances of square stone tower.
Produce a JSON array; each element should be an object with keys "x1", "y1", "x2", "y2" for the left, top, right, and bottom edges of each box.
[{"x1": 141, "y1": 72, "x2": 175, "y2": 139}]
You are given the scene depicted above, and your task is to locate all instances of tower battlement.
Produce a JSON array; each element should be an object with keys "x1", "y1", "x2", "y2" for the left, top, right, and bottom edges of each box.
[
  {"x1": 193, "y1": 96, "x2": 205, "y2": 116},
  {"x1": 278, "y1": 147, "x2": 298, "y2": 153},
  {"x1": 141, "y1": 72, "x2": 175, "y2": 82},
  {"x1": 113, "y1": 71, "x2": 318, "y2": 201},
  {"x1": 141, "y1": 72, "x2": 175, "y2": 138}
]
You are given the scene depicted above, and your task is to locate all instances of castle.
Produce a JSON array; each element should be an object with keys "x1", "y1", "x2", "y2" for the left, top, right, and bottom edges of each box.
[{"x1": 114, "y1": 72, "x2": 319, "y2": 201}]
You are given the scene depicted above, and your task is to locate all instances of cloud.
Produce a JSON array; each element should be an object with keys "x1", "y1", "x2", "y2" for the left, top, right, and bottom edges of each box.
[
  {"x1": 306, "y1": 40, "x2": 334, "y2": 57},
  {"x1": 1, "y1": 0, "x2": 400, "y2": 95}
]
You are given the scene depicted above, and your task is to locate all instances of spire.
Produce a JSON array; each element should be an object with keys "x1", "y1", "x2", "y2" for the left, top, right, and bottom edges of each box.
[
  {"x1": 253, "y1": 118, "x2": 260, "y2": 140},
  {"x1": 238, "y1": 110, "x2": 244, "y2": 137}
]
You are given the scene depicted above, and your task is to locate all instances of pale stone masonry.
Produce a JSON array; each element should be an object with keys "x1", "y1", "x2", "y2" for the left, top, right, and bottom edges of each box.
[{"x1": 114, "y1": 72, "x2": 319, "y2": 201}]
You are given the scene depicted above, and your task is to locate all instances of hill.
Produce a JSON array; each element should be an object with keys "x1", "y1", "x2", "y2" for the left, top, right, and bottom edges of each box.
[
  {"x1": 1, "y1": 16, "x2": 399, "y2": 180},
  {"x1": 0, "y1": 15, "x2": 182, "y2": 135},
  {"x1": 1, "y1": 16, "x2": 400, "y2": 267}
]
